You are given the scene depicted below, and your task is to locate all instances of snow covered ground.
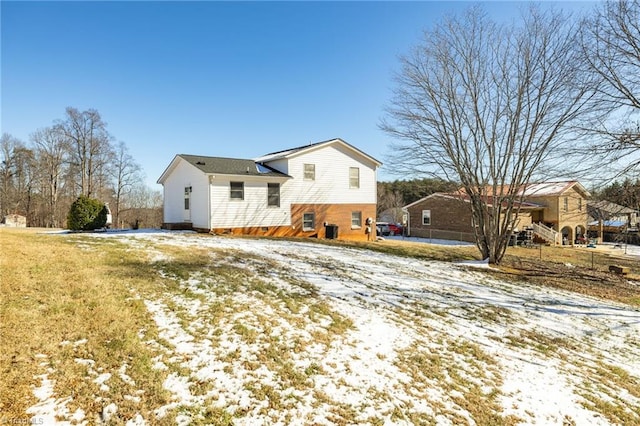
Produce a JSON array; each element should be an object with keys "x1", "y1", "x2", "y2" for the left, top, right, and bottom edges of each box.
[{"x1": 31, "y1": 230, "x2": 640, "y2": 425}]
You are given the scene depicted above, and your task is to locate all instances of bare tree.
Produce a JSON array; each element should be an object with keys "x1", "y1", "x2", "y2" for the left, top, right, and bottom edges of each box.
[
  {"x1": 31, "y1": 126, "x2": 68, "y2": 227},
  {"x1": 58, "y1": 107, "x2": 113, "y2": 198},
  {"x1": 11, "y1": 146, "x2": 37, "y2": 223},
  {"x1": 110, "y1": 141, "x2": 142, "y2": 228},
  {"x1": 0, "y1": 133, "x2": 28, "y2": 219},
  {"x1": 580, "y1": 0, "x2": 640, "y2": 177},
  {"x1": 376, "y1": 183, "x2": 405, "y2": 222},
  {"x1": 119, "y1": 183, "x2": 163, "y2": 229},
  {"x1": 381, "y1": 6, "x2": 600, "y2": 264}
]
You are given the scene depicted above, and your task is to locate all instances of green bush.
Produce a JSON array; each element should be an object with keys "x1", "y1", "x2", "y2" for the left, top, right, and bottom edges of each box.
[{"x1": 67, "y1": 196, "x2": 109, "y2": 231}]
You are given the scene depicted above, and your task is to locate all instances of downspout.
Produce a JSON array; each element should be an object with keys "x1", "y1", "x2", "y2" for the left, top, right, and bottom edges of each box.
[
  {"x1": 402, "y1": 208, "x2": 410, "y2": 237},
  {"x1": 207, "y1": 175, "x2": 213, "y2": 231}
]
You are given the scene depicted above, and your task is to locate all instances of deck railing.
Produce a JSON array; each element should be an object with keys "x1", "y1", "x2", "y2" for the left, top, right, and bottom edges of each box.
[{"x1": 532, "y1": 222, "x2": 560, "y2": 245}]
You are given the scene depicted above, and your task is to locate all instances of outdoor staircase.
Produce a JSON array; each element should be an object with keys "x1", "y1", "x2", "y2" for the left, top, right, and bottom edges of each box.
[{"x1": 532, "y1": 222, "x2": 560, "y2": 245}]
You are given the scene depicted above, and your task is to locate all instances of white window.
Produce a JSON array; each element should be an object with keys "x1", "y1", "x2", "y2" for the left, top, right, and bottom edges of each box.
[
  {"x1": 230, "y1": 182, "x2": 244, "y2": 200},
  {"x1": 267, "y1": 183, "x2": 280, "y2": 207},
  {"x1": 304, "y1": 164, "x2": 315, "y2": 180},
  {"x1": 563, "y1": 197, "x2": 568, "y2": 212},
  {"x1": 349, "y1": 167, "x2": 360, "y2": 188},
  {"x1": 422, "y1": 210, "x2": 431, "y2": 225},
  {"x1": 303, "y1": 212, "x2": 315, "y2": 231},
  {"x1": 351, "y1": 211, "x2": 362, "y2": 228}
]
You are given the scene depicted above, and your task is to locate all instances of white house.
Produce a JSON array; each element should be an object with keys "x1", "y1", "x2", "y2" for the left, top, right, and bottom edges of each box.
[{"x1": 157, "y1": 138, "x2": 381, "y2": 241}]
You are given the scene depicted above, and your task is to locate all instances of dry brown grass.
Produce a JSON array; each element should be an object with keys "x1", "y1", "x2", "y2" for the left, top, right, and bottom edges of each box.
[
  {"x1": 0, "y1": 228, "x2": 173, "y2": 423},
  {"x1": 497, "y1": 245, "x2": 640, "y2": 306}
]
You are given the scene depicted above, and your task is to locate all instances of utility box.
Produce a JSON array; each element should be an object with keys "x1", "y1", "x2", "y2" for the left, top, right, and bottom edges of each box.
[{"x1": 325, "y1": 224, "x2": 339, "y2": 239}]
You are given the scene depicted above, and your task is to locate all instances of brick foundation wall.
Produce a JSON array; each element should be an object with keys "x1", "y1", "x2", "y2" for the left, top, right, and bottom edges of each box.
[
  {"x1": 162, "y1": 222, "x2": 193, "y2": 230},
  {"x1": 204, "y1": 203, "x2": 377, "y2": 241}
]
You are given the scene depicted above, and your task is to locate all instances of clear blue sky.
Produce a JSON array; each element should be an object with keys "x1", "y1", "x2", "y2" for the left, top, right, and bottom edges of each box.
[{"x1": 1, "y1": 1, "x2": 594, "y2": 188}]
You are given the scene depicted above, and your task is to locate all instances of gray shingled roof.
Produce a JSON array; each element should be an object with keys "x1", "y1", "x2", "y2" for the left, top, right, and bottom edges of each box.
[
  {"x1": 254, "y1": 138, "x2": 382, "y2": 166},
  {"x1": 179, "y1": 154, "x2": 290, "y2": 177},
  {"x1": 588, "y1": 200, "x2": 637, "y2": 215}
]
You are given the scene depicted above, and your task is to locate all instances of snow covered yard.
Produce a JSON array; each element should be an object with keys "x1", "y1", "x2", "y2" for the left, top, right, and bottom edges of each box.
[{"x1": 28, "y1": 231, "x2": 640, "y2": 425}]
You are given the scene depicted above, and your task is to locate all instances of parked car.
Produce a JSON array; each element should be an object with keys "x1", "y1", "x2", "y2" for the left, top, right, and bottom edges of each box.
[
  {"x1": 376, "y1": 222, "x2": 391, "y2": 236},
  {"x1": 387, "y1": 223, "x2": 403, "y2": 236}
]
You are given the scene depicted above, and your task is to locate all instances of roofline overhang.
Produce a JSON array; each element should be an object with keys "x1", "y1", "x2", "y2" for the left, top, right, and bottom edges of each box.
[
  {"x1": 256, "y1": 138, "x2": 382, "y2": 168},
  {"x1": 206, "y1": 172, "x2": 292, "y2": 180}
]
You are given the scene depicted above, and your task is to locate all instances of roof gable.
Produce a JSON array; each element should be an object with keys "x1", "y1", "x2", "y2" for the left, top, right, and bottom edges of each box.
[
  {"x1": 521, "y1": 181, "x2": 590, "y2": 198},
  {"x1": 254, "y1": 138, "x2": 382, "y2": 167},
  {"x1": 403, "y1": 192, "x2": 451, "y2": 209}
]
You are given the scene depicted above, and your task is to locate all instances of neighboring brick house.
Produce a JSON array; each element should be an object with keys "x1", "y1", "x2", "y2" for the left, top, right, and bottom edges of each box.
[
  {"x1": 157, "y1": 138, "x2": 381, "y2": 241},
  {"x1": 404, "y1": 181, "x2": 590, "y2": 245},
  {"x1": 403, "y1": 193, "x2": 542, "y2": 243}
]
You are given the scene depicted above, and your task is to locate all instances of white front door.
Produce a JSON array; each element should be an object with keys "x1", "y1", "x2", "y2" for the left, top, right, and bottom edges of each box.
[{"x1": 183, "y1": 186, "x2": 191, "y2": 222}]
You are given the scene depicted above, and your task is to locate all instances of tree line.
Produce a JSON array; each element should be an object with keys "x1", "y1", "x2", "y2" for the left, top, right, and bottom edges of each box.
[
  {"x1": 1, "y1": 107, "x2": 161, "y2": 229},
  {"x1": 381, "y1": 0, "x2": 640, "y2": 263}
]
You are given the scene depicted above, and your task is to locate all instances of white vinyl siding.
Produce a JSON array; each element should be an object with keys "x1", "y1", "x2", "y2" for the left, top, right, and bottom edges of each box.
[
  {"x1": 209, "y1": 177, "x2": 291, "y2": 229},
  {"x1": 160, "y1": 158, "x2": 209, "y2": 229},
  {"x1": 273, "y1": 143, "x2": 377, "y2": 205}
]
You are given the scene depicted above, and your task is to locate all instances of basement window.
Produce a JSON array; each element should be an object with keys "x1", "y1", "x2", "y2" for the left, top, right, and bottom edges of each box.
[
  {"x1": 303, "y1": 212, "x2": 315, "y2": 231},
  {"x1": 351, "y1": 211, "x2": 362, "y2": 228}
]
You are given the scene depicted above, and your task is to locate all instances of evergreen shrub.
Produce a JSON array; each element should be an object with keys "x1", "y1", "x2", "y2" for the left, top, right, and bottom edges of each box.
[{"x1": 67, "y1": 195, "x2": 108, "y2": 231}]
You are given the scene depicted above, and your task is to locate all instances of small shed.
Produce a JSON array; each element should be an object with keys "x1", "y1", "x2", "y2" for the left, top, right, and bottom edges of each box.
[{"x1": 2, "y1": 214, "x2": 27, "y2": 227}]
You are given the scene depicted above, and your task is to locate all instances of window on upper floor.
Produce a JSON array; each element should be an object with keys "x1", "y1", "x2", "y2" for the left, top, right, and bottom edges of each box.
[
  {"x1": 303, "y1": 212, "x2": 315, "y2": 231},
  {"x1": 267, "y1": 183, "x2": 280, "y2": 207},
  {"x1": 578, "y1": 198, "x2": 582, "y2": 212},
  {"x1": 304, "y1": 164, "x2": 315, "y2": 180},
  {"x1": 422, "y1": 210, "x2": 431, "y2": 225},
  {"x1": 351, "y1": 211, "x2": 362, "y2": 228},
  {"x1": 349, "y1": 167, "x2": 360, "y2": 188},
  {"x1": 230, "y1": 181, "x2": 244, "y2": 200},
  {"x1": 563, "y1": 197, "x2": 568, "y2": 212}
]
